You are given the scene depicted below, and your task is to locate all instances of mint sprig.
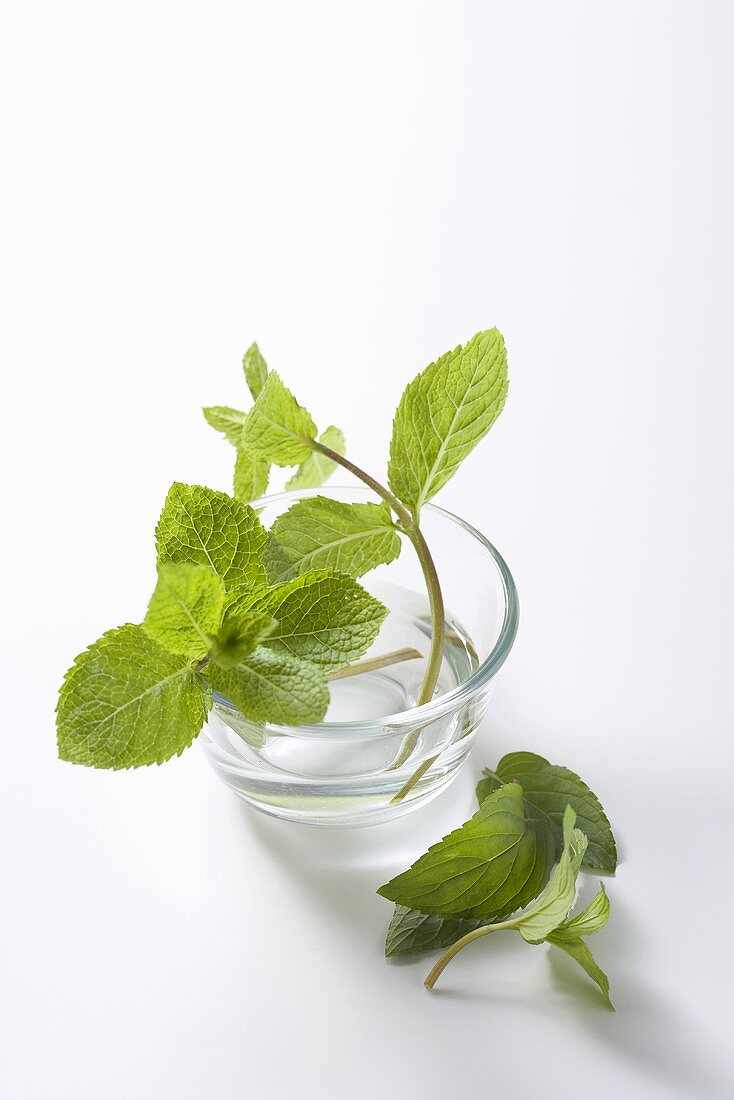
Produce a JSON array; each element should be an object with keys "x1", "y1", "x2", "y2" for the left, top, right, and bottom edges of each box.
[
  {"x1": 379, "y1": 762, "x2": 617, "y2": 1008},
  {"x1": 61, "y1": 331, "x2": 511, "y2": 790}
]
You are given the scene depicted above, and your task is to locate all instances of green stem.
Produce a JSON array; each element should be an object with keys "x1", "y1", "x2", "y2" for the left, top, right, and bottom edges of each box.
[
  {"x1": 328, "y1": 647, "x2": 422, "y2": 681},
  {"x1": 313, "y1": 442, "x2": 446, "y2": 708},
  {"x1": 482, "y1": 768, "x2": 505, "y2": 785},
  {"x1": 424, "y1": 918, "x2": 519, "y2": 990}
]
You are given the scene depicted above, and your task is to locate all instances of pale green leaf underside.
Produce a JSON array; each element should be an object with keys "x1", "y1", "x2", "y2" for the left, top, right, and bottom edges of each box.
[
  {"x1": 202, "y1": 406, "x2": 248, "y2": 446},
  {"x1": 377, "y1": 783, "x2": 554, "y2": 920},
  {"x1": 384, "y1": 905, "x2": 482, "y2": 958},
  {"x1": 156, "y1": 482, "x2": 267, "y2": 593},
  {"x1": 550, "y1": 884, "x2": 610, "y2": 942},
  {"x1": 233, "y1": 570, "x2": 388, "y2": 671},
  {"x1": 515, "y1": 806, "x2": 588, "y2": 944},
  {"x1": 143, "y1": 563, "x2": 225, "y2": 659},
  {"x1": 241, "y1": 372, "x2": 317, "y2": 466},
  {"x1": 233, "y1": 446, "x2": 270, "y2": 502},
  {"x1": 209, "y1": 612, "x2": 277, "y2": 669},
  {"x1": 388, "y1": 329, "x2": 508, "y2": 514},
  {"x1": 286, "y1": 425, "x2": 345, "y2": 490},
  {"x1": 209, "y1": 647, "x2": 328, "y2": 724},
  {"x1": 546, "y1": 935, "x2": 614, "y2": 1009},
  {"x1": 477, "y1": 751, "x2": 617, "y2": 872},
  {"x1": 265, "y1": 497, "x2": 401, "y2": 581},
  {"x1": 57, "y1": 624, "x2": 210, "y2": 769},
  {"x1": 243, "y1": 342, "x2": 268, "y2": 400}
]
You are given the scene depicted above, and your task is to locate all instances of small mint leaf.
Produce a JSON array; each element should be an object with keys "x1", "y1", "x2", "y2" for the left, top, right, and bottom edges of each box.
[
  {"x1": 210, "y1": 612, "x2": 277, "y2": 669},
  {"x1": 143, "y1": 563, "x2": 225, "y2": 659},
  {"x1": 209, "y1": 648, "x2": 328, "y2": 724},
  {"x1": 241, "y1": 372, "x2": 317, "y2": 466},
  {"x1": 57, "y1": 624, "x2": 210, "y2": 769},
  {"x1": 202, "y1": 406, "x2": 248, "y2": 446},
  {"x1": 549, "y1": 883, "x2": 610, "y2": 942},
  {"x1": 265, "y1": 497, "x2": 401, "y2": 581},
  {"x1": 514, "y1": 806, "x2": 588, "y2": 944},
  {"x1": 388, "y1": 329, "x2": 508, "y2": 514},
  {"x1": 233, "y1": 446, "x2": 269, "y2": 503},
  {"x1": 243, "y1": 342, "x2": 268, "y2": 400},
  {"x1": 545, "y1": 936, "x2": 614, "y2": 1009},
  {"x1": 377, "y1": 783, "x2": 554, "y2": 920},
  {"x1": 155, "y1": 483, "x2": 267, "y2": 594},
  {"x1": 286, "y1": 425, "x2": 345, "y2": 490}
]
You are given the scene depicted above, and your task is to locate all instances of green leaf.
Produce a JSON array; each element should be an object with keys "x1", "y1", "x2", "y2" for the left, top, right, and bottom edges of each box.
[
  {"x1": 233, "y1": 446, "x2": 270, "y2": 502},
  {"x1": 156, "y1": 483, "x2": 268, "y2": 594},
  {"x1": 514, "y1": 806, "x2": 588, "y2": 944},
  {"x1": 143, "y1": 563, "x2": 225, "y2": 659},
  {"x1": 209, "y1": 648, "x2": 328, "y2": 724},
  {"x1": 202, "y1": 406, "x2": 248, "y2": 446},
  {"x1": 377, "y1": 783, "x2": 554, "y2": 920},
  {"x1": 209, "y1": 612, "x2": 277, "y2": 669},
  {"x1": 57, "y1": 624, "x2": 211, "y2": 769},
  {"x1": 241, "y1": 372, "x2": 317, "y2": 466},
  {"x1": 262, "y1": 534, "x2": 294, "y2": 585},
  {"x1": 546, "y1": 936, "x2": 614, "y2": 1009},
  {"x1": 264, "y1": 497, "x2": 402, "y2": 581},
  {"x1": 235, "y1": 570, "x2": 388, "y2": 671},
  {"x1": 243, "y1": 342, "x2": 268, "y2": 400},
  {"x1": 384, "y1": 905, "x2": 483, "y2": 958},
  {"x1": 388, "y1": 329, "x2": 508, "y2": 514},
  {"x1": 286, "y1": 425, "x2": 346, "y2": 490},
  {"x1": 549, "y1": 884, "x2": 610, "y2": 942},
  {"x1": 477, "y1": 751, "x2": 617, "y2": 872}
]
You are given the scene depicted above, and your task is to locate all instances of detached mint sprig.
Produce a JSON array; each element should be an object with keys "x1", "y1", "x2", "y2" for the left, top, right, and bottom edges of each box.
[
  {"x1": 379, "y1": 758, "x2": 617, "y2": 1007},
  {"x1": 423, "y1": 805, "x2": 612, "y2": 1007}
]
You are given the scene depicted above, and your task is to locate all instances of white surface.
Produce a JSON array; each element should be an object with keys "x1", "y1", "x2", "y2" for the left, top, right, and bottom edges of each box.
[{"x1": 1, "y1": 2, "x2": 733, "y2": 1097}]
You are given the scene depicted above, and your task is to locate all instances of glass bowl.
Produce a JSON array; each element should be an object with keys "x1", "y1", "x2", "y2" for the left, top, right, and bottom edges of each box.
[{"x1": 199, "y1": 486, "x2": 518, "y2": 827}]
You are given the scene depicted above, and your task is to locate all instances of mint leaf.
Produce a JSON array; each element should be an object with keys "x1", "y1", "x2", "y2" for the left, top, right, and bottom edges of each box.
[
  {"x1": 388, "y1": 329, "x2": 508, "y2": 514},
  {"x1": 377, "y1": 783, "x2": 554, "y2": 920},
  {"x1": 545, "y1": 935, "x2": 614, "y2": 1009},
  {"x1": 514, "y1": 806, "x2": 588, "y2": 944},
  {"x1": 243, "y1": 342, "x2": 268, "y2": 399},
  {"x1": 234, "y1": 446, "x2": 270, "y2": 502},
  {"x1": 57, "y1": 624, "x2": 210, "y2": 769},
  {"x1": 241, "y1": 372, "x2": 317, "y2": 466},
  {"x1": 210, "y1": 612, "x2": 277, "y2": 669},
  {"x1": 236, "y1": 570, "x2": 388, "y2": 671},
  {"x1": 202, "y1": 406, "x2": 248, "y2": 446},
  {"x1": 209, "y1": 648, "x2": 328, "y2": 724},
  {"x1": 549, "y1": 884, "x2": 610, "y2": 942},
  {"x1": 385, "y1": 905, "x2": 483, "y2": 958},
  {"x1": 264, "y1": 497, "x2": 401, "y2": 581},
  {"x1": 156, "y1": 483, "x2": 267, "y2": 594},
  {"x1": 143, "y1": 563, "x2": 225, "y2": 659},
  {"x1": 477, "y1": 751, "x2": 617, "y2": 872},
  {"x1": 286, "y1": 425, "x2": 345, "y2": 490}
]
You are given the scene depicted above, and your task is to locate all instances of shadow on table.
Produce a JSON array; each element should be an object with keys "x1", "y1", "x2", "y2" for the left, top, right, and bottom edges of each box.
[{"x1": 237, "y1": 791, "x2": 732, "y2": 1100}]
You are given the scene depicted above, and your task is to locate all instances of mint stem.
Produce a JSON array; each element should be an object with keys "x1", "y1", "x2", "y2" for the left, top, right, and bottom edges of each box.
[
  {"x1": 328, "y1": 647, "x2": 422, "y2": 681},
  {"x1": 312, "y1": 442, "x2": 446, "y2": 709},
  {"x1": 424, "y1": 918, "x2": 519, "y2": 990}
]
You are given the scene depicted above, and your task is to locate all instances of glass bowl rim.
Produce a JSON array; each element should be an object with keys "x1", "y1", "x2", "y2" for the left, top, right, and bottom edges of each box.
[{"x1": 216, "y1": 485, "x2": 519, "y2": 740}]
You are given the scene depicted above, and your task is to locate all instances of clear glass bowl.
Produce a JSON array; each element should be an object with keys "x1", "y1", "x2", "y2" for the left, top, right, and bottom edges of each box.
[{"x1": 200, "y1": 486, "x2": 518, "y2": 827}]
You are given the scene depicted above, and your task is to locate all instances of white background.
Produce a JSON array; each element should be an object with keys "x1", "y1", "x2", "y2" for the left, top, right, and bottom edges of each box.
[{"x1": 1, "y1": 2, "x2": 733, "y2": 1097}]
